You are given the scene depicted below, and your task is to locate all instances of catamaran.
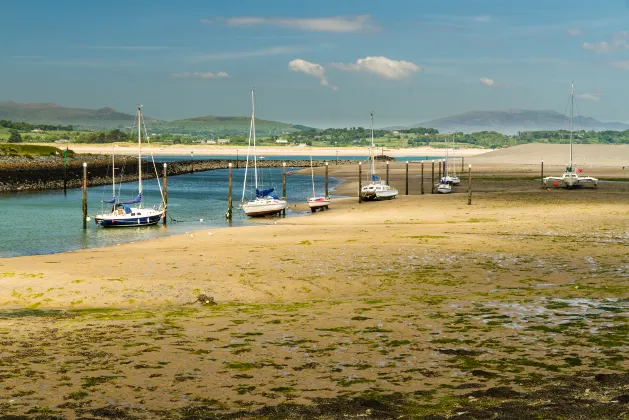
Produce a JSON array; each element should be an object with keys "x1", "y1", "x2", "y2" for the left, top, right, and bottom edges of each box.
[
  {"x1": 307, "y1": 151, "x2": 330, "y2": 211},
  {"x1": 360, "y1": 112, "x2": 398, "y2": 201},
  {"x1": 94, "y1": 107, "x2": 165, "y2": 227},
  {"x1": 241, "y1": 89, "x2": 288, "y2": 217},
  {"x1": 543, "y1": 82, "x2": 598, "y2": 189}
]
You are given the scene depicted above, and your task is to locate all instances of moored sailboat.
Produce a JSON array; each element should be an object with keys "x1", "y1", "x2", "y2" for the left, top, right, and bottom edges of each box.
[
  {"x1": 94, "y1": 107, "x2": 165, "y2": 227},
  {"x1": 543, "y1": 82, "x2": 598, "y2": 189},
  {"x1": 241, "y1": 89, "x2": 288, "y2": 217},
  {"x1": 307, "y1": 150, "x2": 330, "y2": 211},
  {"x1": 360, "y1": 112, "x2": 398, "y2": 201}
]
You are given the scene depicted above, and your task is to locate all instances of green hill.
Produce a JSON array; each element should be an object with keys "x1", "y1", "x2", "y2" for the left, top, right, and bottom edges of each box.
[
  {"x1": 153, "y1": 116, "x2": 300, "y2": 136},
  {"x1": 0, "y1": 101, "x2": 142, "y2": 130},
  {"x1": 0, "y1": 101, "x2": 307, "y2": 136}
]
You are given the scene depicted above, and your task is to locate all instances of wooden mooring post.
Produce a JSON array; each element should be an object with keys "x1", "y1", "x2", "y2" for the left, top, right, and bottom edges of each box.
[
  {"x1": 461, "y1": 156, "x2": 464, "y2": 173},
  {"x1": 163, "y1": 163, "x2": 168, "y2": 225},
  {"x1": 190, "y1": 151, "x2": 194, "y2": 174},
  {"x1": 431, "y1": 161, "x2": 435, "y2": 194},
  {"x1": 282, "y1": 162, "x2": 287, "y2": 216},
  {"x1": 226, "y1": 163, "x2": 233, "y2": 220},
  {"x1": 541, "y1": 160, "x2": 544, "y2": 188},
  {"x1": 63, "y1": 147, "x2": 67, "y2": 195},
  {"x1": 468, "y1": 164, "x2": 472, "y2": 205},
  {"x1": 325, "y1": 162, "x2": 329, "y2": 198},
  {"x1": 358, "y1": 162, "x2": 362, "y2": 203},
  {"x1": 405, "y1": 161, "x2": 409, "y2": 195},
  {"x1": 421, "y1": 161, "x2": 424, "y2": 195},
  {"x1": 82, "y1": 162, "x2": 87, "y2": 229},
  {"x1": 386, "y1": 161, "x2": 390, "y2": 185},
  {"x1": 438, "y1": 159, "x2": 442, "y2": 181}
]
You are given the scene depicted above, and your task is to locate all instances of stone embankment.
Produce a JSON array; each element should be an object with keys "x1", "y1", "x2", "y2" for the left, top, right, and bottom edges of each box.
[{"x1": 0, "y1": 155, "x2": 353, "y2": 193}]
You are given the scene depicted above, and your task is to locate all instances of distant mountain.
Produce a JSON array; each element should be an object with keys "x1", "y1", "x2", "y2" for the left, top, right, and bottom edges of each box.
[
  {"x1": 400, "y1": 110, "x2": 629, "y2": 135},
  {"x1": 154, "y1": 115, "x2": 305, "y2": 136},
  {"x1": 0, "y1": 101, "x2": 309, "y2": 134},
  {"x1": 0, "y1": 101, "x2": 142, "y2": 129}
]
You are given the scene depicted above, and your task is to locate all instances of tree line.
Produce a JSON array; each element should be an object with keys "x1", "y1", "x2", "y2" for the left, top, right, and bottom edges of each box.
[{"x1": 0, "y1": 120, "x2": 74, "y2": 132}]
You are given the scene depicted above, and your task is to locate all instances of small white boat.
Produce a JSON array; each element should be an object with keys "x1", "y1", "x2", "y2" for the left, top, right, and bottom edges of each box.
[
  {"x1": 543, "y1": 82, "x2": 598, "y2": 189},
  {"x1": 360, "y1": 112, "x2": 398, "y2": 201},
  {"x1": 307, "y1": 196, "x2": 330, "y2": 210},
  {"x1": 241, "y1": 89, "x2": 288, "y2": 217},
  {"x1": 307, "y1": 149, "x2": 330, "y2": 211},
  {"x1": 437, "y1": 182, "x2": 452, "y2": 194},
  {"x1": 242, "y1": 197, "x2": 287, "y2": 217}
]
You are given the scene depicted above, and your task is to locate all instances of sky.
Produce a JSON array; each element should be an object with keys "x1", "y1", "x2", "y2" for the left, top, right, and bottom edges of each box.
[{"x1": 2, "y1": 0, "x2": 629, "y2": 128}]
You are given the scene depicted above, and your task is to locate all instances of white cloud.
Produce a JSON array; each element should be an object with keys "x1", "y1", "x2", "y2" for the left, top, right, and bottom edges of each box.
[
  {"x1": 332, "y1": 56, "x2": 422, "y2": 80},
  {"x1": 480, "y1": 77, "x2": 495, "y2": 86},
  {"x1": 190, "y1": 46, "x2": 301, "y2": 62},
  {"x1": 609, "y1": 60, "x2": 629, "y2": 70},
  {"x1": 566, "y1": 28, "x2": 582, "y2": 37},
  {"x1": 171, "y1": 72, "x2": 230, "y2": 78},
  {"x1": 204, "y1": 14, "x2": 376, "y2": 33},
  {"x1": 577, "y1": 93, "x2": 600, "y2": 101},
  {"x1": 582, "y1": 31, "x2": 629, "y2": 53},
  {"x1": 288, "y1": 59, "x2": 337, "y2": 90}
]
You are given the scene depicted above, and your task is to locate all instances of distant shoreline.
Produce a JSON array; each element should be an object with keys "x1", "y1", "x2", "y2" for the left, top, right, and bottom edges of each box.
[{"x1": 62, "y1": 143, "x2": 490, "y2": 157}]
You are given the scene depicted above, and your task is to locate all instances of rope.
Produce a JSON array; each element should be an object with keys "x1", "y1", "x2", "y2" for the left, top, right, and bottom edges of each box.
[{"x1": 141, "y1": 114, "x2": 165, "y2": 209}]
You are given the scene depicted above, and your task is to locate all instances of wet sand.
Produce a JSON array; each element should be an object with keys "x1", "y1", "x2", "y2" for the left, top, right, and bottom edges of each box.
[{"x1": 1, "y1": 144, "x2": 629, "y2": 418}]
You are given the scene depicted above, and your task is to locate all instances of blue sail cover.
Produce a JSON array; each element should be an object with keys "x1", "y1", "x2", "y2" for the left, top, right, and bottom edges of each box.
[
  {"x1": 372, "y1": 174, "x2": 379, "y2": 181},
  {"x1": 102, "y1": 196, "x2": 116, "y2": 204},
  {"x1": 256, "y1": 188, "x2": 277, "y2": 199},
  {"x1": 119, "y1": 194, "x2": 142, "y2": 205}
]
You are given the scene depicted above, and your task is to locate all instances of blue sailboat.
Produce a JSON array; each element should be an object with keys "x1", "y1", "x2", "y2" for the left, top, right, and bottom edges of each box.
[{"x1": 94, "y1": 106, "x2": 165, "y2": 227}]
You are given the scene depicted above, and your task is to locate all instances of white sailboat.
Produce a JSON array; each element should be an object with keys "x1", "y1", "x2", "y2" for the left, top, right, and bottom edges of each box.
[
  {"x1": 94, "y1": 106, "x2": 165, "y2": 227},
  {"x1": 307, "y1": 151, "x2": 330, "y2": 211},
  {"x1": 449, "y1": 136, "x2": 461, "y2": 185},
  {"x1": 437, "y1": 136, "x2": 453, "y2": 194},
  {"x1": 360, "y1": 112, "x2": 398, "y2": 201},
  {"x1": 241, "y1": 89, "x2": 288, "y2": 217},
  {"x1": 543, "y1": 82, "x2": 598, "y2": 189}
]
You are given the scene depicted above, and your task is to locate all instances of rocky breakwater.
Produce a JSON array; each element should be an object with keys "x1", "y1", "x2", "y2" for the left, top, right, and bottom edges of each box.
[{"x1": 0, "y1": 155, "x2": 353, "y2": 193}]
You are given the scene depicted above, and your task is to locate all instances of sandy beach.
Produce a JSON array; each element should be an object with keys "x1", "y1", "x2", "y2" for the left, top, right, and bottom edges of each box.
[
  {"x1": 65, "y1": 143, "x2": 490, "y2": 158},
  {"x1": 1, "y1": 144, "x2": 629, "y2": 418}
]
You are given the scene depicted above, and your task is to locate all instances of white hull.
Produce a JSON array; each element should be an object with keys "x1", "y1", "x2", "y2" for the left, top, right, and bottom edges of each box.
[
  {"x1": 95, "y1": 206, "x2": 163, "y2": 227},
  {"x1": 543, "y1": 172, "x2": 598, "y2": 188},
  {"x1": 437, "y1": 183, "x2": 452, "y2": 194},
  {"x1": 242, "y1": 198, "x2": 287, "y2": 217},
  {"x1": 361, "y1": 181, "x2": 397, "y2": 201},
  {"x1": 376, "y1": 188, "x2": 398, "y2": 200},
  {"x1": 307, "y1": 197, "x2": 330, "y2": 209}
]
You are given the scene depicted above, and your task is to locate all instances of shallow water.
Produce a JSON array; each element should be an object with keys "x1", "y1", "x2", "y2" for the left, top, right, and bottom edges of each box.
[{"x1": 0, "y1": 166, "x2": 341, "y2": 257}]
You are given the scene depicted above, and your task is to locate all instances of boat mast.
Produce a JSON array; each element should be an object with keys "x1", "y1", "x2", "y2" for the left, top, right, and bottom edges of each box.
[
  {"x1": 445, "y1": 135, "x2": 449, "y2": 177},
  {"x1": 252, "y1": 89, "x2": 258, "y2": 189},
  {"x1": 570, "y1": 81, "x2": 574, "y2": 170},
  {"x1": 370, "y1": 111, "x2": 375, "y2": 177},
  {"x1": 310, "y1": 149, "x2": 316, "y2": 198},
  {"x1": 137, "y1": 106, "x2": 142, "y2": 199},
  {"x1": 112, "y1": 146, "x2": 116, "y2": 199}
]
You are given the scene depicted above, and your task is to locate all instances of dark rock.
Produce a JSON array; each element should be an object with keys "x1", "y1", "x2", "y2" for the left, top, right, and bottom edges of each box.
[
  {"x1": 594, "y1": 373, "x2": 629, "y2": 386},
  {"x1": 613, "y1": 394, "x2": 629, "y2": 404},
  {"x1": 469, "y1": 386, "x2": 521, "y2": 399},
  {"x1": 197, "y1": 294, "x2": 216, "y2": 306}
]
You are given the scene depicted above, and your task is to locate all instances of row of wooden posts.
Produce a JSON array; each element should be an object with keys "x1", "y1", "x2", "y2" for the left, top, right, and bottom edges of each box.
[
  {"x1": 358, "y1": 160, "x2": 473, "y2": 205},
  {"x1": 80, "y1": 160, "x2": 473, "y2": 228}
]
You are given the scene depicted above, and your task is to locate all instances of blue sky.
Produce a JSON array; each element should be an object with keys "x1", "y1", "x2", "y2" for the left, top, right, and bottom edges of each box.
[{"x1": 2, "y1": 0, "x2": 629, "y2": 127}]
